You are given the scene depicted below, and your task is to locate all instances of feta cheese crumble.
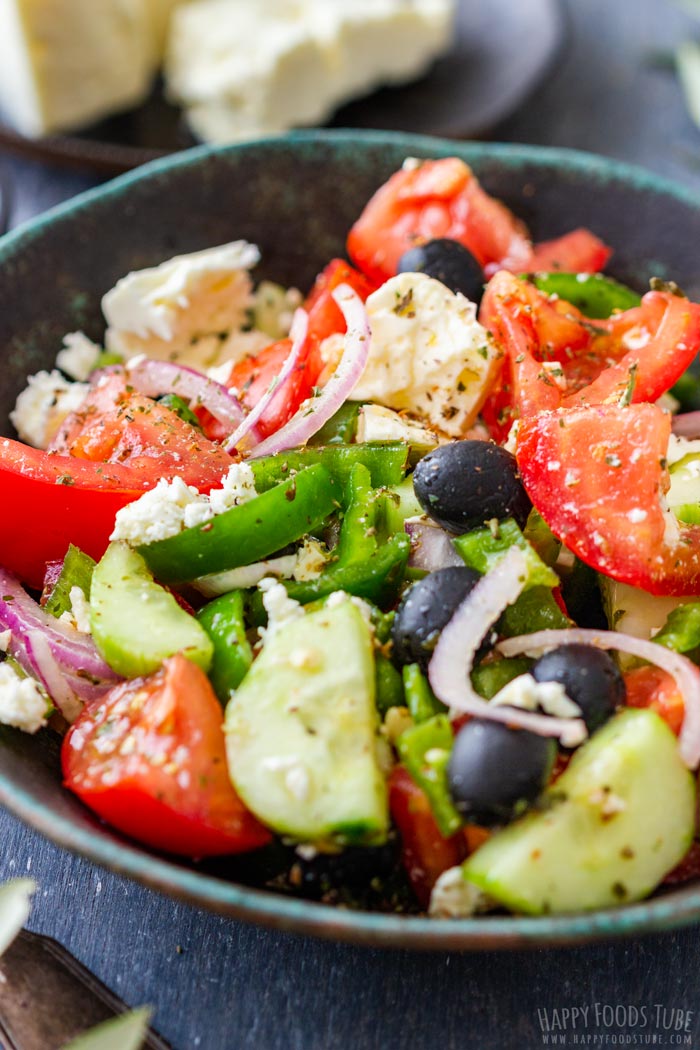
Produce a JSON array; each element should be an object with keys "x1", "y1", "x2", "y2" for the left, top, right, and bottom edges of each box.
[
  {"x1": 111, "y1": 463, "x2": 258, "y2": 546},
  {"x1": 351, "y1": 273, "x2": 499, "y2": 437},
  {"x1": 10, "y1": 370, "x2": 90, "y2": 449},
  {"x1": 102, "y1": 241, "x2": 261, "y2": 364},
  {"x1": 58, "y1": 587, "x2": 92, "y2": 635},
  {"x1": 56, "y1": 331, "x2": 102, "y2": 381},
  {"x1": 429, "y1": 866, "x2": 489, "y2": 918},
  {"x1": 257, "y1": 578, "x2": 304, "y2": 642},
  {"x1": 0, "y1": 663, "x2": 50, "y2": 735},
  {"x1": 355, "y1": 404, "x2": 440, "y2": 446},
  {"x1": 490, "y1": 673, "x2": 583, "y2": 720}
]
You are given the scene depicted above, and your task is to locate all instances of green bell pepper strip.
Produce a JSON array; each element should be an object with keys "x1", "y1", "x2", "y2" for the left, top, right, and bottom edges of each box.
[
  {"x1": 380, "y1": 478, "x2": 424, "y2": 539},
  {"x1": 307, "y1": 402, "x2": 361, "y2": 446},
  {"x1": 335, "y1": 463, "x2": 378, "y2": 566},
  {"x1": 498, "y1": 585, "x2": 572, "y2": 637},
  {"x1": 530, "y1": 272, "x2": 641, "y2": 319},
  {"x1": 196, "y1": 590, "x2": 253, "y2": 702},
  {"x1": 44, "y1": 544, "x2": 96, "y2": 619},
  {"x1": 375, "y1": 655, "x2": 405, "y2": 716},
  {"x1": 454, "y1": 518, "x2": 559, "y2": 590},
  {"x1": 402, "y1": 663, "x2": 446, "y2": 723},
  {"x1": 397, "y1": 715, "x2": 462, "y2": 837},
  {"x1": 651, "y1": 602, "x2": 700, "y2": 657},
  {"x1": 247, "y1": 533, "x2": 412, "y2": 622},
  {"x1": 523, "y1": 509, "x2": 561, "y2": 568},
  {"x1": 248, "y1": 443, "x2": 409, "y2": 497},
  {"x1": 139, "y1": 464, "x2": 339, "y2": 584},
  {"x1": 471, "y1": 656, "x2": 533, "y2": 699}
]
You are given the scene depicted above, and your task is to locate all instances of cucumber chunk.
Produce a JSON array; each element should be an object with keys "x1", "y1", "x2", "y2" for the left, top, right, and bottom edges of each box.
[
  {"x1": 90, "y1": 542, "x2": 213, "y2": 678},
  {"x1": 224, "y1": 601, "x2": 388, "y2": 845},
  {"x1": 463, "y1": 708, "x2": 695, "y2": 914}
]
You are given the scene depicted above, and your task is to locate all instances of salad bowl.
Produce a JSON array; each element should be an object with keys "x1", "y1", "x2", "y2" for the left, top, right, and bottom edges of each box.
[{"x1": 1, "y1": 129, "x2": 700, "y2": 950}]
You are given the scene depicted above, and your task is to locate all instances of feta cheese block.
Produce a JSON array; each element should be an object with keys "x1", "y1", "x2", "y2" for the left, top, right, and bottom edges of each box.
[
  {"x1": 351, "y1": 273, "x2": 500, "y2": 438},
  {"x1": 10, "y1": 370, "x2": 90, "y2": 449},
  {"x1": 0, "y1": 0, "x2": 157, "y2": 137},
  {"x1": 102, "y1": 240, "x2": 260, "y2": 364},
  {"x1": 165, "y1": 0, "x2": 455, "y2": 143}
]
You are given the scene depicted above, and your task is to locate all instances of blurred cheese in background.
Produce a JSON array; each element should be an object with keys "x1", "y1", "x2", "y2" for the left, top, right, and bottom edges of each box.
[
  {"x1": 165, "y1": 0, "x2": 456, "y2": 143},
  {"x1": 0, "y1": 0, "x2": 455, "y2": 141},
  {"x1": 0, "y1": 0, "x2": 157, "y2": 137}
]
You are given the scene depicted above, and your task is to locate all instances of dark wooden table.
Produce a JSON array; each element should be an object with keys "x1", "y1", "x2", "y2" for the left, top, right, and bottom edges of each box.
[{"x1": 2, "y1": 2, "x2": 700, "y2": 1048}]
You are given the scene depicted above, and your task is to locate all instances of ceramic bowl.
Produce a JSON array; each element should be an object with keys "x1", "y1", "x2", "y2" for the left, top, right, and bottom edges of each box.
[{"x1": 1, "y1": 130, "x2": 700, "y2": 949}]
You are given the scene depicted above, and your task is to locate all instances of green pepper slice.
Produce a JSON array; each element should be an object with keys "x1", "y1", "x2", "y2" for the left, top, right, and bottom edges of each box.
[
  {"x1": 249, "y1": 442, "x2": 409, "y2": 497},
  {"x1": 44, "y1": 544, "x2": 96, "y2": 619},
  {"x1": 140, "y1": 464, "x2": 339, "y2": 584},
  {"x1": 197, "y1": 590, "x2": 253, "y2": 702},
  {"x1": 530, "y1": 272, "x2": 641, "y2": 319},
  {"x1": 397, "y1": 715, "x2": 462, "y2": 837}
]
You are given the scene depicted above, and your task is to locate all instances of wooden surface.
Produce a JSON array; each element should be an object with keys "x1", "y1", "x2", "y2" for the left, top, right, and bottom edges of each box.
[{"x1": 2, "y1": 2, "x2": 700, "y2": 1048}]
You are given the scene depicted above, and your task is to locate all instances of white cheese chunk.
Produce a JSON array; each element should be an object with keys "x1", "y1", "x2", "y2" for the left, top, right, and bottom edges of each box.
[
  {"x1": 56, "y1": 332, "x2": 102, "y2": 382},
  {"x1": 352, "y1": 273, "x2": 499, "y2": 437},
  {"x1": 0, "y1": 662, "x2": 49, "y2": 735},
  {"x1": 10, "y1": 370, "x2": 90, "y2": 450},
  {"x1": 257, "y1": 578, "x2": 304, "y2": 642},
  {"x1": 0, "y1": 0, "x2": 156, "y2": 138},
  {"x1": 102, "y1": 241, "x2": 260, "y2": 364},
  {"x1": 165, "y1": 0, "x2": 455, "y2": 144},
  {"x1": 58, "y1": 587, "x2": 92, "y2": 635},
  {"x1": 355, "y1": 404, "x2": 440, "y2": 447},
  {"x1": 429, "y1": 866, "x2": 489, "y2": 919}
]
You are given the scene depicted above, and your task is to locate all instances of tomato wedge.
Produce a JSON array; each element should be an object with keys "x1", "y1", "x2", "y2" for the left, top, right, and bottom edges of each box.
[
  {"x1": 516, "y1": 402, "x2": 700, "y2": 595},
  {"x1": 63, "y1": 654, "x2": 271, "y2": 857},
  {"x1": 624, "y1": 665, "x2": 685, "y2": 735},
  {"x1": 49, "y1": 375, "x2": 232, "y2": 486},
  {"x1": 347, "y1": 158, "x2": 610, "y2": 285},
  {"x1": 389, "y1": 766, "x2": 466, "y2": 907},
  {"x1": 481, "y1": 273, "x2": 700, "y2": 442}
]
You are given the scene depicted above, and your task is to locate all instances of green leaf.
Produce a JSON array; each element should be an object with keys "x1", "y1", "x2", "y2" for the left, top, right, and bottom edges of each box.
[
  {"x1": 677, "y1": 39, "x2": 700, "y2": 128},
  {"x1": 0, "y1": 879, "x2": 34, "y2": 957},
  {"x1": 62, "y1": 1007, "x2": 153, "y2": 1050}
]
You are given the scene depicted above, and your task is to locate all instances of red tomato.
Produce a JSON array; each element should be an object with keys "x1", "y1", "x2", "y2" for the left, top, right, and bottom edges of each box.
[
  {"x1": 303, "y1": 258, "x2": 377, "y2": 383},
  {"x1": 480, "y1": 273, "x2": 700, "y2": 442},
  {"x1": 516, "y1": 402, "x2": 700, "y2": 595},
  {"x1": 624, "y1": 666, "x2": 685, "y2": 735},
  {"x1": 663, "y1": 841, "x2": 700, "y2": 885},
  {"x1": 526, "y1": 228, "x2": 612, "y2": 274},
  {"x1": 0, "y1": 437, "x2": 151, "y2": 587},
  {"x1": 49, "y1": 375, "x2": 233, "y2": 489},
  {"x1": 346, "y1": 158, "x2": 610, "y2": 285},
  {"x1": 389, "y1": 766, "x2": 466, "y2": 907},
  {"x1": 63, "y1": 654, "x2": 271, "y2": 857},
  {"x1": 226, "y1": 337, "x2": 316, "y2": 439}
]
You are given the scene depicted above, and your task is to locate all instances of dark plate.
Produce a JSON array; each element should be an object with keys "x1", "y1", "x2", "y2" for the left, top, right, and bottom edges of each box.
[
  {"x1": 0, "y1": 130, "x2": 699, "y2": 950},
  {"x1": 0, "y1": 0, "x2": 564, "y2": 174}
]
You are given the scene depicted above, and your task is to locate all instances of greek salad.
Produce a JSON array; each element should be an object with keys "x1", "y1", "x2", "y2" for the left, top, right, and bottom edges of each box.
[{"x1": 4, "y1": 155, "x2": 700, "y2": 918}]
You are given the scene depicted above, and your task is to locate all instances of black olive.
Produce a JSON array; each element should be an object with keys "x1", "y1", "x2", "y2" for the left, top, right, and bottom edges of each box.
[
  {"x1": 397, "y1": 238, "x2": 484, "y2": 301},
  {"x1": 448, "y1": 719, "x2": 556, "y2": 826},
  {"x1": 391, "y1": 566, "x2": 482, "y2": 671},
  {"x1": 531, "y1": 644, "x2": 625, "y2": 733},
  {"x1": 412, "y1": 440, "x2": 532, "y2": 534}
]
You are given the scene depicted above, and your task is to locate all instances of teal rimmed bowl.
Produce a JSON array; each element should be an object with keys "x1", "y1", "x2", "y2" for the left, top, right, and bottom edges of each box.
[{"x1": 1, "y1": 130, "x2": 700, "y2": 950}]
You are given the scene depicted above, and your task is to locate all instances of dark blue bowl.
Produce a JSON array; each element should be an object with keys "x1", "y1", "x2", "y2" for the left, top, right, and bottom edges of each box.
[{"x1": 1, "y1": 130, "x2": 699, "y2": 949}]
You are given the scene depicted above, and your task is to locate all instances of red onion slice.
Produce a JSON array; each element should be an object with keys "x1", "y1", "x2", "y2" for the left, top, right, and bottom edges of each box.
[
  {"x1": 248, "y1": 285, "x2": 371, "y2": 458},
  {"x1": 405, "y1": 520, "x2": 464, "y2": 571},
  {"x1": 223, "y1": 309, "x2": 308, "y2": 453},
  {"x1": 25, "y1": 630, "x2": 83, "y2": 723},
  {"x1": 672, "y1": 412, "x2": 700, "y2": 439},
  {"x1": 428, "y1": 547, "x2": 588, "y2": 747},
  {"x1": 116, "y1": 358, "x2": 249, "y2": 435},
  {"x1": 498, "y1": 628, "x2": 700, "y2": 769}
]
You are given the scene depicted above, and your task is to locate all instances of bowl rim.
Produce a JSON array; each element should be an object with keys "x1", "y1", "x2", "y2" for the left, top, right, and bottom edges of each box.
[{"x1": 2, "y1": 127, "x2": 700, "y2": 950}]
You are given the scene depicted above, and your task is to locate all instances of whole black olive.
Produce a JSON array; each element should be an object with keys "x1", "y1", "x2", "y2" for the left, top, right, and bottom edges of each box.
[
  {"x1": 531, "y1": 644, "x2": 625, "y2": 733},
  {"x1": 391, "y1": 566, "x2": 482, "y2": 671},
  {"x1": 448, "y1": 719, "x2": 556, "y2": 826},
  {"x1": 397, "y1": 238, "x2": 484, "y2": 302},
  {"x1": 412, "y1": 440, "x2": 531, "y2": 534}
]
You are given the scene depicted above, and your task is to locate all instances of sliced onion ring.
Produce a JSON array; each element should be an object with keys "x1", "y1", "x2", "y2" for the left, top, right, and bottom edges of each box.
[
  {"x1": 25, "y1": 630, "x2": 83, "y2": 723},
  {"x1": 672, "y1": 412, "x2": 700, "y2": 439},
  {"x1": 248, "y1": 285, "x2": 371, "y2": 458},
  {"x1": 498, "y1": 628, "x2": 700, "y2": 769},
  {"x1": 117, "y1": 358, "x2": 249, "y2": 436},
  {"x1": 405, "y1": 520, "x2": 463, "y2": 571},
  {"x1": 223, "y1": 309, "x2": 308, "y2": 453},
  {"x1": 428, "y1": 547, "x2": 588, "y2": 747}
]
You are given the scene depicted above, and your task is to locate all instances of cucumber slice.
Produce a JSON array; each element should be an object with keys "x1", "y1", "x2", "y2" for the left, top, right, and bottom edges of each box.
[
  {"x1": 463, "y1": 708, "x2": 695, "y2": 914},
  {"x1": 225, "y1": 601, "x2": 388, "y2": 845},
  {"x1": 90, "y1": 542, "x2": 213, "y2": 678}
]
